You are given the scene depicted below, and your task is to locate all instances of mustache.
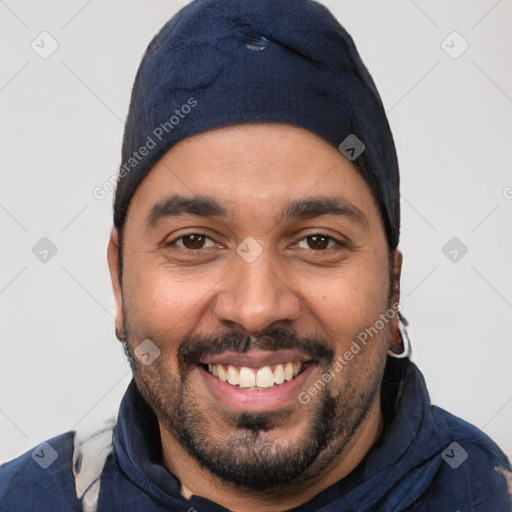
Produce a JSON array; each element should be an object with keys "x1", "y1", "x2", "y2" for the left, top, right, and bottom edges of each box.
[{"x1": 178, "y1": 326, "x2": 334, "y2": 367}]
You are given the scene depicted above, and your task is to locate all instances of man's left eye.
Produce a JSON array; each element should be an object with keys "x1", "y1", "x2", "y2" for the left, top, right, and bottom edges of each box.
[{"x1": 297, "y1": 234, "x2": 340, "y2": 251}]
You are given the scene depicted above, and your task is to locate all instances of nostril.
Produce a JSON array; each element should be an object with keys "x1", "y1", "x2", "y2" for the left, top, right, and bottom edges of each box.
[{"x1": 245, "y1": 35, "x2": 272, "y2": 51}]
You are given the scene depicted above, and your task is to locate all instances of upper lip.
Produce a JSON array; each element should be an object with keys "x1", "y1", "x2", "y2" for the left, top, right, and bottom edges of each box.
[{"x1": 200, "y1": 350, "x2": 313, "y2": 368}]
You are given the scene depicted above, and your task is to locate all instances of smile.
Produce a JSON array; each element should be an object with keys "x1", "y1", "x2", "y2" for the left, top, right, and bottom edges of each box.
[
  {"x1": 204, "y1": 362, "x2": 305, "y2": 389},
  {"x1": 198, "y1": 350, "x2": 316, "y2": 411}
]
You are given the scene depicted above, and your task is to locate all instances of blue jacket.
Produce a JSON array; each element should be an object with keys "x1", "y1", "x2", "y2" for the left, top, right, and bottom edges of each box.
[{"x1": 1, "y1": 358, "x2": 511, "y2": 511}]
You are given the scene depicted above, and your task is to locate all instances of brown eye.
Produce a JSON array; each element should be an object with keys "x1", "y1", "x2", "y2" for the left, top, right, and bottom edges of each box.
[
  {"x1": 306, "y1": 235, "x2": 330, "y2": 250},
  {"x1": 181, "y1": 234, "x2": 207, "y2": 249},
  {"x1": 167, "y1": 233, "x2": 218, "y2": 253}
]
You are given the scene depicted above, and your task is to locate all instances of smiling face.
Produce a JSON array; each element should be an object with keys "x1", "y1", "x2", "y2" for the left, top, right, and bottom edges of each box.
[{"x1": 108, "y1": 123, "x2": 402, "y2": 496}]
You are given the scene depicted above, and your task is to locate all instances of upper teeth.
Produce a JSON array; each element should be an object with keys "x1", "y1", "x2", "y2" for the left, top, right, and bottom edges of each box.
[{"x1": 207, "y1": 362, "x2": 303, "y2": 389}]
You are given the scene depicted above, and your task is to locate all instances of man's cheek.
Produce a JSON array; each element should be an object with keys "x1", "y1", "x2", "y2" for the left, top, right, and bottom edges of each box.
[
  {"x1": 126, "y1": 278, "x2": 189, "y2": 327},
  {"x1": 297, "y1": 362, "x2": 351, "y2": 409},
  {"x1": 322, "y1": 294, "x2": 381, "y2": 341},
  {"x1": 131, "y1": 343, "x2": 181, "y2": 391}
]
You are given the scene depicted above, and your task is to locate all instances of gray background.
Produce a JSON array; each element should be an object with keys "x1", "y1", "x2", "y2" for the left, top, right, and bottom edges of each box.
[{"x1": 1, "y1": 0, "x2": 511, "y2": 464}]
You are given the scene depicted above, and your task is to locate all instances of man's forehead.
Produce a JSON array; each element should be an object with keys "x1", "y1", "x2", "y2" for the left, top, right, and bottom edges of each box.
[{"x1": 127, "y1": 123, "x2": 375, "y2": 230}]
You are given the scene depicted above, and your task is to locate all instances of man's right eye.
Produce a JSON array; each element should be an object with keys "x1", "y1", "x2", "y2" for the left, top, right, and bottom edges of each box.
[{"x1": 168, "y1": 234, "x2": 217, "y2": 251}]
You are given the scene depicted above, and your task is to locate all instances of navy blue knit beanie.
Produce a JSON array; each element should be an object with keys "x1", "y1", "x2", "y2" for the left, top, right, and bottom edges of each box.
[{"x1": 114, "y1": 0, "x2": 400, "y2": 249}]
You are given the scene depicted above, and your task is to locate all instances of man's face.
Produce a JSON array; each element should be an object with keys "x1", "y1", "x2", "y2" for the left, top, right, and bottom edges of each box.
[{"x1": 108, "y1": 124, "x2": 401, "y2": 491}]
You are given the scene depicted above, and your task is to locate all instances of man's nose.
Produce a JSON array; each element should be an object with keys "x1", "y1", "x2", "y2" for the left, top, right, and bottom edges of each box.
[{"x1": 212, "y1": 247, "x2": 301, "y2": 335}]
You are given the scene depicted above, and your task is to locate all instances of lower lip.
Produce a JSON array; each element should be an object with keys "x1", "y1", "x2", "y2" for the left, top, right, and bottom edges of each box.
[{"x1": 199, "y1": 364, "x2": 316, "y2": 412}]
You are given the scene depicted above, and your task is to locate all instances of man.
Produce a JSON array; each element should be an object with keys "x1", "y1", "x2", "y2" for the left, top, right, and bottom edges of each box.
[{"x1": 1, "y1": 0, "x2": 510, "y2": 510}]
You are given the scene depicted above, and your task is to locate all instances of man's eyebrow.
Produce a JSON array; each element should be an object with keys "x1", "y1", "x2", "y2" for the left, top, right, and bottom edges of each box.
[
  {"x1": 145, "y1": 194, "x2": 368, "y2": 228},
  {"x1": 278, "y1": 197, "x2": 368, "y2": 226},
  {"x1": 146, "y1": 195, "x2": 229, "y2": 228}
]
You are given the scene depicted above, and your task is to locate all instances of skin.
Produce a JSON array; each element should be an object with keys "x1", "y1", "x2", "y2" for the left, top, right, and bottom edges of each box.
[{"x1": 107, "y1": 123, "x2": 403, "y2": 511}]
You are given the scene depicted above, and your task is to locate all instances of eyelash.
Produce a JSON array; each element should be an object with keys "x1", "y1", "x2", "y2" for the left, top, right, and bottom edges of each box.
[{"x1": 166, "y1": 232, "x2": 345, "y2": 252}]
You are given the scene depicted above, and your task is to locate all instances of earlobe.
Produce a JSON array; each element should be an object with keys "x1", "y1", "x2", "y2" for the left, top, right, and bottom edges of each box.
[
  {"x1": 388, "y1": 313, "x2": 411, "y2": 359},
  {"x1": 107, "y1": 229, "x2": 125, "y2": 341}
]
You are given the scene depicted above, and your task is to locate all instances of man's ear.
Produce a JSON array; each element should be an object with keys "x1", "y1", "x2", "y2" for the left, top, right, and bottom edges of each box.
[
  {"x1": 392, "y1": 249, "x2": 403, "y2": 306},
  {"x1": 389, "y1": 249, "x2": 403, "y2": 352},
  {"x1": 107, "y1": 228, "x2": 125, "y2": 341}
]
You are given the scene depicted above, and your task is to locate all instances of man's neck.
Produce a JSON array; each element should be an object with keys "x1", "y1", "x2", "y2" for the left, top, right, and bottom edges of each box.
[{"x1": 159, "y1": 400, "x2": 384, "y2": 512}]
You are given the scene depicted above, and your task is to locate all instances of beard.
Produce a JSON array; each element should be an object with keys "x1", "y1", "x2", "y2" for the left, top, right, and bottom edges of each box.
[{"x1": 120, "y1": 312, "x2": 390, "y2": 492}]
